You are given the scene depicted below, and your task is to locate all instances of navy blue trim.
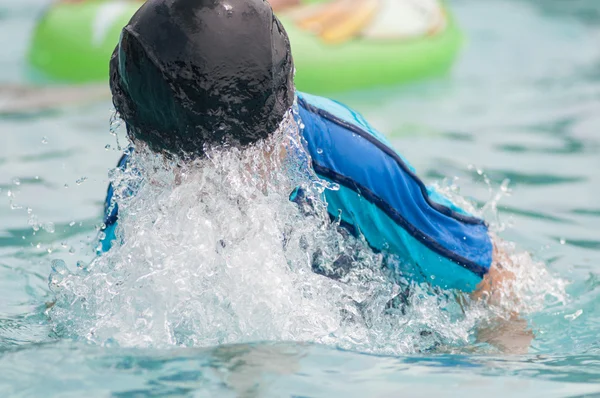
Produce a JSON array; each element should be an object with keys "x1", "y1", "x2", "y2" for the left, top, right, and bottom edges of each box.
[
  {"x1": 313, "y1": 162, "x2": 488, "y2": 278},
  {"x1": 298, "y1": 97, "x2": 485, "y2": 227}
]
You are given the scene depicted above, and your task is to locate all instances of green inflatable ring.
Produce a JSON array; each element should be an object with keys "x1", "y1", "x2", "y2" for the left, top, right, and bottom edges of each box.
[
  {"x1": 28, "y1": 1, "x2": 463, "y2": 93},
  {"x1": 282, "y1": 13, "x2": 463, "y2": 93},
  {"x1": 28, "y1": 1, "x2": 139, "y2": 84}
]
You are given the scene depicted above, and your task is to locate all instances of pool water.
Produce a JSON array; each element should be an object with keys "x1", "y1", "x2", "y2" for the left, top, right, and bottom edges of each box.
[{"x1": 1, "y1": 0, "x2": 600, "y2": 396}]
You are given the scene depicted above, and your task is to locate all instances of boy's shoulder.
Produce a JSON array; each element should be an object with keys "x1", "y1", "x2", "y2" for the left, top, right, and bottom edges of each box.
[
  {"x1": 296, "y1": 92, "x2": 394, "y2": 148},
  {"x1": 296, "y1": 92, "x2": 417, "y2": 173}
]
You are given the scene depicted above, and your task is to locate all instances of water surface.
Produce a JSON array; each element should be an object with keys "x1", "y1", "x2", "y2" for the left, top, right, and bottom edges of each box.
[{"x1": 1, "y1": 0, "x2": 600, "y2": 396}]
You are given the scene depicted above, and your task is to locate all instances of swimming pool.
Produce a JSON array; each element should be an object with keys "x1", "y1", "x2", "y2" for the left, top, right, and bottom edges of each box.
[{"x1": 1, "y1": 0, "x2": 600, "y2": 396}]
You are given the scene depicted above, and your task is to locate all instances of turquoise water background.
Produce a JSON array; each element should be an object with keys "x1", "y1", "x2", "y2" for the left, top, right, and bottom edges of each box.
[{"x1": 1, "y1": 0, "x2": 600, "y2": 396}]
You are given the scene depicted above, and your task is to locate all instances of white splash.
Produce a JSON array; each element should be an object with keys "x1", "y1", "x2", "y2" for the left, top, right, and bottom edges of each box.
[{"x1": 48, "y1": 113, "x2": 566, "y2": 354}]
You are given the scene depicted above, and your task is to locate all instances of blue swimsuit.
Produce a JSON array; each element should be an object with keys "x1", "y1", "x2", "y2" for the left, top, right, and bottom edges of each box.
[{"x1": 101, "y1": 92, "x2": 493, "y2": 292}]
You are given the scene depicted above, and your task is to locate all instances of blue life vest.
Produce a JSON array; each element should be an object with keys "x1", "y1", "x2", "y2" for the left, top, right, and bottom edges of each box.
[{"x1": 101, "y1": 92, "x2": 493, "y2": 292}]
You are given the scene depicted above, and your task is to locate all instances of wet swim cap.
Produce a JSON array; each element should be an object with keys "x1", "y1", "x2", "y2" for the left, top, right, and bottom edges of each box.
[{"x1": 109, "y1": 0, "x2": 295, "y2": 158}]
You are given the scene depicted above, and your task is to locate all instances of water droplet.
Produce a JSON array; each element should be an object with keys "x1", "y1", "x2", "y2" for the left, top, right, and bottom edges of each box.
[
  {"x1": 49, "y1": 259, "x2": 69, "y2": 288},
  {"x1": 109, "y1": 113, "x2": 121, "y2": 136},
  {"x1": 44, "y1": 222, "x2": 55, "y2": 233},
  {"x1": 61, "y1": 242, "x2": 68, "y2": 248},
  {"x1": 69, "y1": 221, "x2": 76, "y2": 227},
  {"x1": 564, "y1": 309, "x2": 583, "y2": 321},
  {"x1": 76, "y1": 177, "x2": 88, "y2": 185},
  {"x1": 41, "y1": 136, "x2": 48, "y2": 144},
  {"x1": 430, "y1": 275, "x2": 436, "y2": 280},
  {"x1": 64, "y1": 184, "x2": 69, "y2": 189},
  {"x1": 560, "y1": 238, "x2": 566, "y2": 245},
  {"x1": 7, "y1": 190, "x2": 12, "y2": 197},
  {"x1": 12, "y1": 178, "x2": 20, "y2": 186},
  {"x1": 105, "y1": 144, "x2": 111, "y2": 150},
  {"x1": 316, "y1": 148, "x2": 323, "y2": 154},
  {"x1": 51, "y1": 259, "x2": 67, "y2": 274},
  {"x1": 69, "y1": 247, "x2": 76, "y2": 255}
]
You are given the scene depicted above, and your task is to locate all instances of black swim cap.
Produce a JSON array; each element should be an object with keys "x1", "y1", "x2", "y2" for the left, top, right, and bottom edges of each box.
[{"x1": 109, "y1": 0, "x2": 295, "y2": 158}]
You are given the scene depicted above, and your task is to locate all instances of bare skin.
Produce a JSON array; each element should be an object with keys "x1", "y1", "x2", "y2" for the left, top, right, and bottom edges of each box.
[
  {"x1": 473, "y1": 247, "x2": 516, "y2": 304},
  {"x1": 472, "y1": 243, "x2": 534, "y2": 354}
]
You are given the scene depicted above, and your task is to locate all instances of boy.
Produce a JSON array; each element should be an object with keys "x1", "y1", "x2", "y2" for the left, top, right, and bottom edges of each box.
[{"x1": 102, "y1": 0, "x2": 509, "y2": 296}]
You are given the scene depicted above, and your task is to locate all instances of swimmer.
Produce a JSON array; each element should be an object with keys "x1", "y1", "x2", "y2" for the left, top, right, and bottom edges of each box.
[{"x1": 101, "y1": 0, "x2": 531, "y2": 351}]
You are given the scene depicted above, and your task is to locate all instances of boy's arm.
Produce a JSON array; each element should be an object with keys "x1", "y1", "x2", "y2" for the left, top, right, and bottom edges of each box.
[
  {"x1": 298, "y1": 93, "x2": 494, "y2": 292},
  {"x1": 472, "y1": 240, "x2": 534, "y2": 354},
  {"x1": 472, "y1": 242, "x2": 515, "y2": 303}
]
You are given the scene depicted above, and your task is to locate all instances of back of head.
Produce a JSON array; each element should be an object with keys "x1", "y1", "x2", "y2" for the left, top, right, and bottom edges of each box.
[{"x1": 110, "y1": 0, "x2": 295, "y2": 158}]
